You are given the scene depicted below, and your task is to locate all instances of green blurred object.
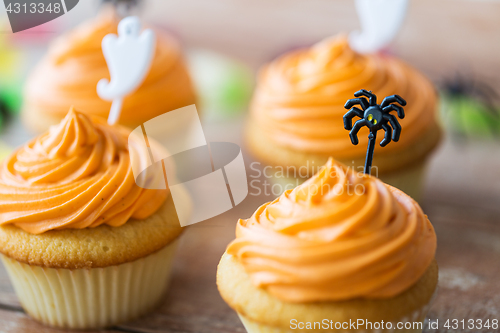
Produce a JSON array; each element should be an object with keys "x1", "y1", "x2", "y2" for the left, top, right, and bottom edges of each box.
[
  {"x1": 441, "y1": 94, "x2": 500, "y2": 138},
  {"x1": 0, "y1": 31, "x2": 24, "y2": 129},
  {"x1": 0, "y1": 82, "x2": 23, "y2": 114},
  {"x1": 187, "y1": 50, "x2": 254, "y2": 120},
  {"x1": 440, "y1": 74, "x2": 500, "y2": 139}
]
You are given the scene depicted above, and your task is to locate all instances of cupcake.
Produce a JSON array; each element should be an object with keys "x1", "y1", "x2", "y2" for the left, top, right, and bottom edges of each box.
[
  {"x1": 0, "y1": 109, "x2": 189, "y2": 329},
  {"x1": 22, "y1": 9, "x2": 196, "y2": 132},
  {"x1": 246, "y1": 35, "x2": 441, "y2": 200},
  {"x1": 217, "y1": 158, "x2": 438, "y2": 333}
]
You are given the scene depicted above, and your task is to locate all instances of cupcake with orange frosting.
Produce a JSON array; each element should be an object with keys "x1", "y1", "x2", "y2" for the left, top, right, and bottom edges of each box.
[
  {"x1": 22, "y1": 9, "x2": 196, "y2": 132},
  {"x1": 246, "y1": 35, "x2": 441, "y2": 200},
  {"x1": 217, "y1": 158, "x2": 438, "y2": 333},
  {"x1": 0, "y1": 109, "x2": 189, "y2": 329}
]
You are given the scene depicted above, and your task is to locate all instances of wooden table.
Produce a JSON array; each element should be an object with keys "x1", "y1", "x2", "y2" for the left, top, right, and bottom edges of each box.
[{"x1": 0, "y1": 115, "x2": 499, "y2": 333}]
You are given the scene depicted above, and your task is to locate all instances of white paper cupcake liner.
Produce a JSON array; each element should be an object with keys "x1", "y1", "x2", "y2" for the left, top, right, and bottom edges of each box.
[
  {"x1": 0, "y1": 239, "x2": 179, "y2": 329},
  {"x1": 237, "y1": 290, "x2": 437, "y2": 333}
]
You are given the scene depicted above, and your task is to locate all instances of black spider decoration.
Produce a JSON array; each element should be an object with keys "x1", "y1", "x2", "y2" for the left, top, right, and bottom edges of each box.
[{"x1": 343, "y1": 89, "x2": 407, "y2": 175}]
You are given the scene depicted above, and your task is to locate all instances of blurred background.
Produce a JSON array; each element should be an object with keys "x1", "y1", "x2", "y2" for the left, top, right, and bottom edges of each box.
[{"x1": 3, "y1": 0, "x2": 500, "y2": 77}]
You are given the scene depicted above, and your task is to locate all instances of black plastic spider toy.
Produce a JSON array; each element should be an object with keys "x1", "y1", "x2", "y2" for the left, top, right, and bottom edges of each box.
[{"x1": 343, "y1": 89, "x2": 407, "y2": 175}]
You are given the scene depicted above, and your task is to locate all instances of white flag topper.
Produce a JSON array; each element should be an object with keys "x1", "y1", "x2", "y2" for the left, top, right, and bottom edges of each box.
[
  {"x1": 349, "y1": 0, "x2": 409, "y2": 54},
  {"x1": 97, "y1": 16, "x2": 156, "y2": 125}
]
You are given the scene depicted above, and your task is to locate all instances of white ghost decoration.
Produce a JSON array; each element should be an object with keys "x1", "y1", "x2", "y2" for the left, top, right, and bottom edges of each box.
[
  {"x1": 97, "y1": 16, "x2": 156, "y2": 125},
  {"x1": 349, "y1": 0, "x2": 409, "y2": 54}
]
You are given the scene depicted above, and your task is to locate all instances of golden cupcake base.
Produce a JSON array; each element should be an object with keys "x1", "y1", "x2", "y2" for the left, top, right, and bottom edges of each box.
[
  {"x1": 0, "y1": 192, "x2": 191, "y2": 329},
  {"x1": 218, "y1": 254, "x2": 438, "y2": 333}
]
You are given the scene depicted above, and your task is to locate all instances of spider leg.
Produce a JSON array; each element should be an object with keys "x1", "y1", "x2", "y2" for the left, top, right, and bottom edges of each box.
[
  {"x1": 383, "y1": 114, "x2": 402, "y2": 142},
  {"x1": 383, "y1": 104, "x2": 405, "y2": 119},
  {"x1": 349, "y1": 119, "x2": 368, "y2": 145},
  {"x1": 344, "y1": 97, "x2": 369, "y2": 111},
  {"x1": 380, "y1": 123, "x2": 392, "y2": 147},
  {"x1": 354, "y1": 89, "x2": 377, "y2": 105},
  {"x1": 381, "y1": 95, "x2": 407, "y2": 108},
  {"x1": 343, "y1": 107, "x2": 364, "y2": 130}
]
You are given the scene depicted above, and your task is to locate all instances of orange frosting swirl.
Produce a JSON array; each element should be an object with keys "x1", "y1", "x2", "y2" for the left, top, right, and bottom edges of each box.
[
  {"x1": 227, "y1": 158, "x2": 436, "y2": 302},
  {"x1": 24, "y1": 9, "x2": 196, "y2": 129},
  {"x1": 0, "y1": 109, "x2": 167, "y2": 234},
  {"x1": 250, "y1": 35, "x2": 437, "y2": 158}
]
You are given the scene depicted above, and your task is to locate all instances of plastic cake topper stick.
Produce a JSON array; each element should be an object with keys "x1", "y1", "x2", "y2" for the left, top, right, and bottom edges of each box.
[
  {"x1": 349, "y1": 0, "x2": 409, "y2": 54},
  {"x1": 97, "y1": 16, "x2": 156, "y2": 125},
  {"x1": 343, "y1": 90, "x2": 406, "y2": 175}
]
